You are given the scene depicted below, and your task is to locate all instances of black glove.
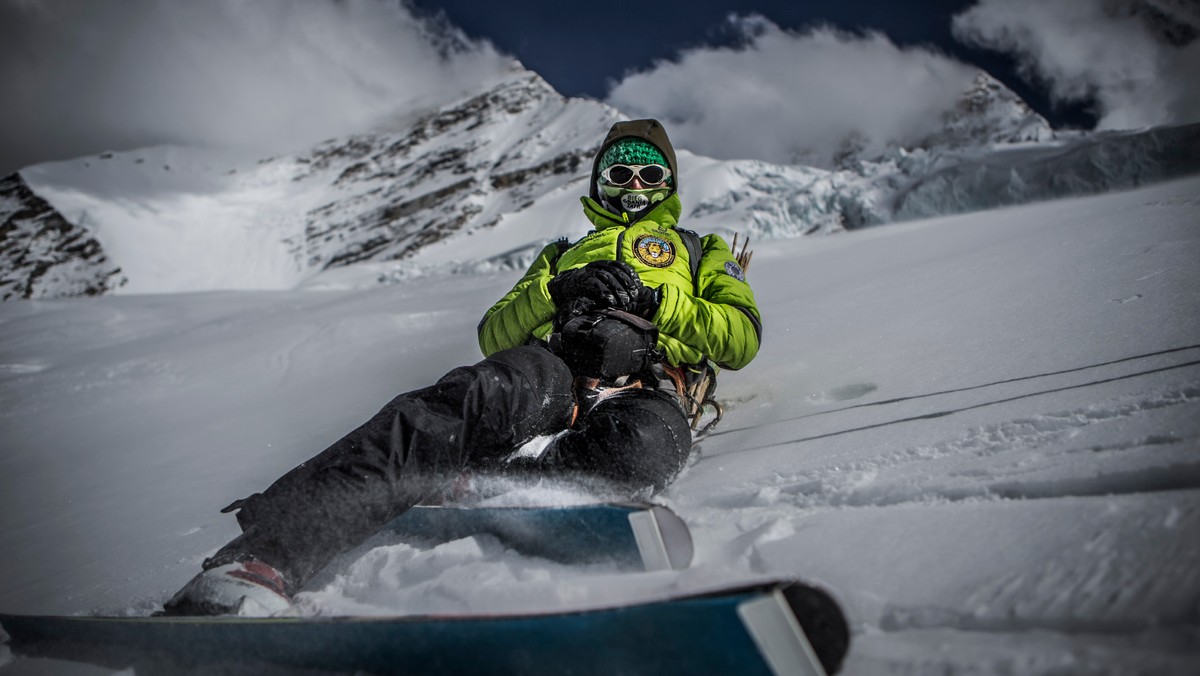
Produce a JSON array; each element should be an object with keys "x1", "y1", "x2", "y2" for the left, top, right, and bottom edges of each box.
[
  {"x1": 552, "y1": 296, "x2": 597, "y2": 332},
  {"x1": 547, "y1": 261, "x2": 641, "y2": 310},
  {"x1": 629, "y1": 285, "x2": 662, "y2": 320}
]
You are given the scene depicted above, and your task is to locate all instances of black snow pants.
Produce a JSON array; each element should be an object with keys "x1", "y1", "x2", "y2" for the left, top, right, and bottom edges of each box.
[{"x1": 213, "y1": 345, "x2": 692, "y2": 592}]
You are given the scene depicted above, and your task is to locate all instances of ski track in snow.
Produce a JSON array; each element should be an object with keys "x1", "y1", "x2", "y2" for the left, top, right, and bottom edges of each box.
[
  {"x1": 672, "y1": 364, "x2": 1200, "y2": 673},
  {"x1": 696, "y1": 379, "x2": 1200, "y2": 510}
]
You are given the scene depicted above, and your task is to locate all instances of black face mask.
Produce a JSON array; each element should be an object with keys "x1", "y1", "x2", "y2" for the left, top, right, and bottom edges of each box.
[{"x1": 596, "y1": 181, "x2": 672, "y2": 221}]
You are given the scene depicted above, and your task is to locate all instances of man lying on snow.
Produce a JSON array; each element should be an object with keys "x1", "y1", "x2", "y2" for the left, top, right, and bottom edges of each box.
[{"x1": 163, "y1": 119, "x2": 763, "y2": 616}]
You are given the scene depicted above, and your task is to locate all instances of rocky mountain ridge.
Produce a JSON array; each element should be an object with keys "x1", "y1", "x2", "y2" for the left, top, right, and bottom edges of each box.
[
  {"x1": 0, "y1": 173, "x2": 126, "y2": 301},
  {"x1": 288, "y1": 73, "x2": 617, "y2": 271},
  {"x1": 4, "y1": 67, "x2": 1199, "y2": 300}
]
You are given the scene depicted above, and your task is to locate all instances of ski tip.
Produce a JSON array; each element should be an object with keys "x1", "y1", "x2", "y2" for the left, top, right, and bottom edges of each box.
[
  {"x1": 734, "y1": 580, "x2": 851, "y2": 676},
  {"x1": 779, "y1": 582, "x2": 851, "y2": 675},
  {"x1": 649, "y1": 505, "x2": 693, "y2": 571},
  {"x1": 628, "y1": 505, "x2": 694, "y2": 571}
]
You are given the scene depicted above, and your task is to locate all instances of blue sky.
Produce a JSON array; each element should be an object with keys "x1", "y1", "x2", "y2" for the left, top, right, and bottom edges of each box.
[{"x1": 408, "y1": 0, "x2": 1095, "y2": 129}]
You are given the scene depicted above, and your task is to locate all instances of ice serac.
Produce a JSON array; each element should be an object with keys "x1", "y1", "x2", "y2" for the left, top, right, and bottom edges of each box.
[
  {"x1": 681, "y1": 72, "x2": 1056, "y2": 237},
  {"x1": 687, "y1": 123, "x2": 1200, "y2": 241},
  {"x1": 894, "y1": 122, "x2": 1200, "y2": 221},
  {"x1": 0, "y1": 173, "x2": 125, "y2": 301},
  {"x1": 684, "y1": 72, "x2": 1057, "y2": 239}
]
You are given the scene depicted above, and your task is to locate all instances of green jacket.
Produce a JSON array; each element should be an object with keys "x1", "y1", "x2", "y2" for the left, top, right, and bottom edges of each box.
[
  {"x1": 477, "y1": 192, "x2": 762, "y2": 370},
  {"x1": 478, "y1": 118, "x2": 761, "y2": 371}
]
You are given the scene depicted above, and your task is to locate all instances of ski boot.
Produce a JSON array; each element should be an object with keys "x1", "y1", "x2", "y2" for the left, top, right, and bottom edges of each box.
[{"x1": 160, "y1": 557, "x2": 294, "y2": 617}]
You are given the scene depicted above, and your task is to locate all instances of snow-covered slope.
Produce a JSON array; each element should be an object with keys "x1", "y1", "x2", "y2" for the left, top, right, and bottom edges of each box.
[
  {"x1": 2, "y1": 175, "x2": 1197, "y2": 674},
  {"x1": 6, "y1": 69, "x2": 1199, "y2": 300},
  {"x1": 13, "y1": 70, "x2": 619, "y2": 295}
]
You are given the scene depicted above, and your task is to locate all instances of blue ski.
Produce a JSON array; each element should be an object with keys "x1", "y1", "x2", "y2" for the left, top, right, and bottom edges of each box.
[
  {"x1": 383, "y1": 502, "x2": 693, "y2": 571},
  {"x1": 0, "y1": 580, "x2": 849, "y2": 675}
]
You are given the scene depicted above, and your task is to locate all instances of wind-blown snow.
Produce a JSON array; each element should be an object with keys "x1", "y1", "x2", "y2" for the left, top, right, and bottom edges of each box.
[
  {"x1": 1, "y1": 176, "x2": 1199, "y2": 673},
  {"x1": 17, "y1": 146, "x2": 317, "y2": 293}
]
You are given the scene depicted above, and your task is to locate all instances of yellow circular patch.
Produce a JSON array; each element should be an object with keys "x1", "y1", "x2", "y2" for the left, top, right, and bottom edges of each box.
[{"x1": 633, "y1": 234, "x2": 676, "y2": 268}]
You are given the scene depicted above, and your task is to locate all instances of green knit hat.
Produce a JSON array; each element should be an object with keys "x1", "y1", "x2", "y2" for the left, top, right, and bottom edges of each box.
[{"x1": 599, "y1": 138, "x2": 669, "y2": 174}]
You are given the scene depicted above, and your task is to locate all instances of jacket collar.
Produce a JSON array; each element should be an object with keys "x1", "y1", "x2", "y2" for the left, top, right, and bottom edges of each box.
[{"x1": 581, "y1": 193, "x2": 682, "y2": 231}]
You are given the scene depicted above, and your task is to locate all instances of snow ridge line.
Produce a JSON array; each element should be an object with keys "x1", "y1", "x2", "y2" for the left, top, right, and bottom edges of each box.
[
  {"x1": 703, "y1": 383, "x2": 1200, "y2": 510},
  {"x1": 710, "y1": 343, "x2": 1200, "y2": 439},
  {"x1": 877, "y1": 603, "x2": 1200, "y2": 635},
  {"x1": 711, "y1": 359, "x2": 1200, "y2": 457}
]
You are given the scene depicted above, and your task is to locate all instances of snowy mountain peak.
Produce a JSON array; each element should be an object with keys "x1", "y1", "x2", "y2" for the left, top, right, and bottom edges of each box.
[
  {"x1": 291, "y1": 71, "x2": 568, "y2": 181},
  {"x1": 818, "y1": 71, "x2": 1053, "y2": 171},
  {"x1": 928, "y1": 71, "x2": 1054, "y2": 148},
  {"x1": 284, "y1": 71, "x2": 618, "y2": 271}
]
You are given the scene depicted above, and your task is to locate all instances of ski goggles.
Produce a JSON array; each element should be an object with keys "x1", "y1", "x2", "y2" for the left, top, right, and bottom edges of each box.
[{"x1": 600, "y1": 163, "x2": 672, "y2": 187}]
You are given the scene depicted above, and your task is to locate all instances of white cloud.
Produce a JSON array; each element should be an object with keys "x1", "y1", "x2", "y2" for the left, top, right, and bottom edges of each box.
[
  {"x1": 0, "y1": 0, "x2": 515, "y2": 173},
  {"x1": 605, "y1": 16, "x2": 978, "y2": 168},
  {"x1": 952, "y1": 0, "x2": 1200, "y2": 130}
]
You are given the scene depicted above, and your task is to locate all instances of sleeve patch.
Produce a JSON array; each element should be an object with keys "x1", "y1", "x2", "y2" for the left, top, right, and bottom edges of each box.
[{"x1": 724, "y1": 261, "x2": 745, "y2": 281}]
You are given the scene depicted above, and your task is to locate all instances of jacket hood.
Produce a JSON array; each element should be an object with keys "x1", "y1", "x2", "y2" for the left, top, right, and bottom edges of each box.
[{"x1": 588, "y1": 119, "x2": 679, "y2": 203}]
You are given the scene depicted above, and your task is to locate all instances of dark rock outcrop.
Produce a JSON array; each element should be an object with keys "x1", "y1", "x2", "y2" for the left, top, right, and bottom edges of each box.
[{"x1": 0, "y1": 173, "x2": 126, "y2": 301}]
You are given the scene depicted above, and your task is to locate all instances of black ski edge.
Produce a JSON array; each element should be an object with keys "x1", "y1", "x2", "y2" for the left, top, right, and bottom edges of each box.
[{"x1": 5, "y1": 579, "x2": 787, "y2": 626}]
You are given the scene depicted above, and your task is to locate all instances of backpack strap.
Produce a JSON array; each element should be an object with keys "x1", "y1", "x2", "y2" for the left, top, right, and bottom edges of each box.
[
  {"x1": 675, "y1": 227, "x2": 703, "y2": 295},
  {"x1": 672, "y1": 228, "x2": 728, "y2": 433}
]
